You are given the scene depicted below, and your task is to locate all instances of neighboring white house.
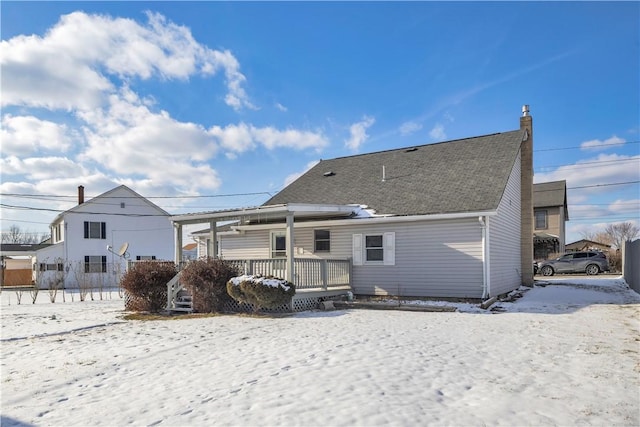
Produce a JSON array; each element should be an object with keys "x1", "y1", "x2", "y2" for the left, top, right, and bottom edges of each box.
[
  {"x1": 173, "y1": 107, "x2": 535, "y2": 300},
  {"x1": 36, "y1": 185, "x2": 174, "y2": 289}
]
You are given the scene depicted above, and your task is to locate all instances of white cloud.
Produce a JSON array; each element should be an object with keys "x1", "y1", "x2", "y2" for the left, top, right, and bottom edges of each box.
[
  {"x1": 210, "y1": 123, "x2": 329, "y2": 155},
  {"x1": 534, "y1": 153, "x2": 640, "y2": 197},
  {"x1": 429, "y1": 123, "x2": 446, "y2": 141},
  {"x1": 0, "y1": 11, "x2": 253, "y2": 111},
  {"x1": 0, "y1": 156, "x2": 84, "y2": 180},
  {"x1": 283, "y1": 160, "x2": 320, "y2": 187},
  {"x1": 78, "y1": 89, "x2": 222, "y2": 193},
  {"x1": 609, "y1": 199, "x2": 640, "y2": 215},
  {"x1": 399, "y1": 121, "x2": 422, "y2": 136},
  {"x1": 209, "y1": 123, "x2": 255, "y2": 154},
  {"x1": 1, "y1": 115, "x2": 74, "y2": 155},
  {"x1": 580, "y1": 136, "x2": 625, "y2": 151},
  {"x1": 252, "y1": 127, "x2": 328, "y2": 151},
  {"x1": 275, "y1": 102, "x2": 288, "y2": 112},
  {"x1": 345, "y1": 116, "x2": 375, "y2": 151}
]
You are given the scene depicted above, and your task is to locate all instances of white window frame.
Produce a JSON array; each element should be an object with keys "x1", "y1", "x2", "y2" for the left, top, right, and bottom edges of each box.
[
  {"x1": 365, "y1": 234, "x2": 384, "y2": 263},
  {"x1": 314, "y1": 229, "x2": 331, "y2": 253},
  {"x1": 535, "y1": 210, "x2": 548, "y2": 230},
  {"x1": 352, "y1": 232, "x2": 395, "y2": 266},
  {"x1": 270, "y1": 230, "x2": 287, "y2": 258},
  {"x1": 84, "y1": 255, "x2": 107, "y2": 273},
  {"x1": 84, "y1": 221, "x2": 106, "y2": 239}
]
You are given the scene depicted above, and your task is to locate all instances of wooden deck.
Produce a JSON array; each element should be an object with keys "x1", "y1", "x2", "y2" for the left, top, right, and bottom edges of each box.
[{"x1": 166, "y1": 258, "x2": 352, "y2": 312}]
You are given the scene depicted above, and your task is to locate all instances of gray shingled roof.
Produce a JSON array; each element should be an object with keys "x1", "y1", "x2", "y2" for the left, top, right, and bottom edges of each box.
[
  {"x1": 533, "y1": 180, "x2": 567, "y2": 208},
  {"x1": 265, "y1": 130, "x2": 525, "y2": 216}
]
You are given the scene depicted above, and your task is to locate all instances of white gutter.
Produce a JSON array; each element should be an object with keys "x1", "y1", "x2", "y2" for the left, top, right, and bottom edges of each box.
[
  {"x1": 233, "y1": 210, "x2": 498, "y2": 231},
  {"x1": 169, "y1": 203, "x2": 357, "y2": 225},
  {"x1": 479, "y1": 216, "x2": 491, "y2": 299}
]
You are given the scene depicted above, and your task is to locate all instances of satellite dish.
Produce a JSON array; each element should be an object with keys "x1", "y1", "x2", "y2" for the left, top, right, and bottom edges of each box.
[
  {"x1": 107, "y1": 242, "x2": 130, "y2": 259},
  {"x1": 118, "y1": 242, "x2": 130, "y2": 259}
]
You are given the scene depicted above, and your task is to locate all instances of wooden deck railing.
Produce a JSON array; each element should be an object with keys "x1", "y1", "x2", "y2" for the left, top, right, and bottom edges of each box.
[
  {"x1": 226, "y1": 258, "x2": 351, "y2": 290},
  {"x1": 166, "y1": 257, "x2": 351, "y2": 311}
]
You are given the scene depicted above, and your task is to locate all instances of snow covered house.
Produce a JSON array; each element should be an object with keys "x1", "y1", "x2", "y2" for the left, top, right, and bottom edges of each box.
[
  {"x1": 171, "y1": 106, "x2": 535, "y2": 302},
  {"x1": 35, "y1": 185, "x2": 174, "y2": 289}
]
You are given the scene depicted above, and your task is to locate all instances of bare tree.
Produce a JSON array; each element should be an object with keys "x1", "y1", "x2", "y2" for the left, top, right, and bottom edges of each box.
[
  {"x1": 580, "y1": 230, "x2": 596, "y2": 241},
  {"x1": 2, "y1": 225, "x2": 24, "y2": 243},
  {"x1": 604, "y1": 222, "x2": 640, "y2": 250},
  {"x1": 1, "y1": 224, "x2": 50, "y2": 244}
]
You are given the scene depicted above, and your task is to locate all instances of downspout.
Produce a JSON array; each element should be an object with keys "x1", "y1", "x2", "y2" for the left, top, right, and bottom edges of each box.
[
  {"x1": 479, "y1": 216, "x2": 491, "y2": 299},
  {"x1": 64, "y1": 222, "x2": 69, "y2": 288}
]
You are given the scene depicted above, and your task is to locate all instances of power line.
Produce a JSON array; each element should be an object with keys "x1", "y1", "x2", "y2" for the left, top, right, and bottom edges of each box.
[
  {"x1": 568, "y1": 180, "x2": 640, "y2": 190},
  {"x1": 0, "y1": 191, "x2": 273, "y2": 200},
  {"x1": 533, "y1": 180, "x2": 640, "y2": 193},
  {"x1": 0, "y1": 204, "x2": 169, "y2": 217},
  {"x1": 535, "y1": 157, "x2": 640, "y2": 171},
  {"x1": 534, "y1": 140, "x2": 640, "y2": 152}
]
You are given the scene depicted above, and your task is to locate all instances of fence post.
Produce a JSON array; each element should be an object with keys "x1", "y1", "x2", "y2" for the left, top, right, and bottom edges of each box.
[{"x1": 623, "y1": 239, "x2": 640, "y2": 293}]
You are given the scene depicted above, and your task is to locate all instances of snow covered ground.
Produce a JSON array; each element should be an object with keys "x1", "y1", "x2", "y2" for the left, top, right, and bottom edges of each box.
[{"x1": 1, "y1": 276, "x2": 639, "y2": 426}]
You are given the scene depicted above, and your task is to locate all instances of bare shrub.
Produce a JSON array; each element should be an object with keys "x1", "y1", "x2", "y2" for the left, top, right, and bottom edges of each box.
[
  {"x1": 47, "y1": 258, "x2": 65, "y2": 303},
  {"x1": 71, "y1": 262, "x2": 92, "y2": 302},
  {"x1": 227, "y1": 275, "x2": 295, "y2": 312},
  {"x1": 120, "y1": 261, "x2": 177, "y2": 312},
  {"x1": 30, "y1": 286, "x2": 39, "y2": 304},
  {"x1": 180, "y1": 258, "x2": 239, "y2": 313},
  {"x1": 608, "y1": 251, "x2": 622, "y2": 273}
]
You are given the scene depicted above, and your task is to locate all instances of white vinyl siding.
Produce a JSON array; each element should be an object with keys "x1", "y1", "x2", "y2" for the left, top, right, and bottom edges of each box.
[
  {"x1": 220, "y1": 219, "x2": 483, "y2": 298},
  {"x1": 36, "y1": 186, "x2": 174, "y2": 289},
  {"x1": 220, "y1": 230, "x2": 270, "y2": 259},
  {"x1": 489, "y1": 151, "x2": 522, "y2": 296},
  {"x1": 346, "y1": 220, "x2": 482, "y2": 298}
]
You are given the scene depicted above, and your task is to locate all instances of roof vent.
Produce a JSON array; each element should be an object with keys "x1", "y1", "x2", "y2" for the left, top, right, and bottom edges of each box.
[
  {"x1": 405, "y1": 147, "x2": 418, "y2": 153},
  {"x1": 323, "y1": 171, "x2": 335, "y2": 177}
]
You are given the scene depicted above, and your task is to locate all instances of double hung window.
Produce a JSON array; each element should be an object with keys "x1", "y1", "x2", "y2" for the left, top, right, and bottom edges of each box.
[{"x1": 84, "y1": 221, "x2": 106, "y2": 239}]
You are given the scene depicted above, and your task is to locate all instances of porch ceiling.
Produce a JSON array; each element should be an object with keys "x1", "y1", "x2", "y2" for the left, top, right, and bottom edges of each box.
[
  {"x1": 169, "y1": 203, "x2": 357, "y2": 226},
  {"x1": 534, "y1": 232, "x2": 560, "y2": 242}
]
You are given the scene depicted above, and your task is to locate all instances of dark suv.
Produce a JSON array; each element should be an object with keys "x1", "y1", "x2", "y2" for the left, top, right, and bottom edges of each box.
[{"x1": 537, "y1": 251, "x2": 609, "y2": 276}]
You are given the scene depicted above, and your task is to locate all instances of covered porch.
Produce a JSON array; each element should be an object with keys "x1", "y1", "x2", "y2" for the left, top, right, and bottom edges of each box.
[
  {"x1": 168, "y1": 203, "x2": 356, "y2": 312},
  {"x1": 534, "y1": 232, "x2": 561, "y2": 260}
]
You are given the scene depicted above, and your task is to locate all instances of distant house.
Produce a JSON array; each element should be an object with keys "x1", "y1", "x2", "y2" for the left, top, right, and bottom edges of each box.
[
  {"x1": 566, "y1": 239, "x2": 611, "y2": 254},
  {"x1": 173, "y1": 106, "x2": 536, "y2": 301},
  {"x1": 35, "y1": 185, "x2": 174, "y2": 289},
  {"x1": 533, "y1": 180, "x2": 569, "y2": 260},
  {"x1": 182, "y1": 243, "x2": 198, "y2": 261},
  {"x1": 0, "y1": 244, "x2": 50, "y2": 287}
]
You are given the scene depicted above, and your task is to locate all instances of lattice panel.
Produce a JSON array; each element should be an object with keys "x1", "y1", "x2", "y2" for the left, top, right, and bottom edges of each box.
[
  {"x1": 292, "y1": 297, "x2": 322, "y2": 312},
  {"x1": 221, "y1": 296, "x2": 322, "y2": 313}
]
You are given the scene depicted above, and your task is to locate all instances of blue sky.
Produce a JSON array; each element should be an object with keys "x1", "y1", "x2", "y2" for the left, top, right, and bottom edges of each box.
[{"x1": 1, "y1": 1, "x2": 639, "y2": 244}]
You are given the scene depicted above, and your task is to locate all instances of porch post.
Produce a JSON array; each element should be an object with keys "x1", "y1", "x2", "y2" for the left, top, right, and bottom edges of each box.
[
  {"x1": 174, "y1": 223, "x2": 183, "y2": 265},
  {"x1": 209, "y1": 220, "x2": 217, "y2": 259},
  {"x1": 286, "y1": 213, "x2": 295, "y2": 282}
]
